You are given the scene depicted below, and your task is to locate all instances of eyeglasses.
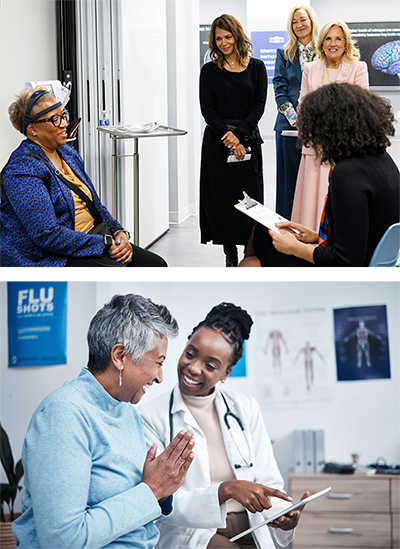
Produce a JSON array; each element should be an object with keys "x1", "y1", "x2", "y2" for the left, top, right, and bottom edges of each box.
[{"x1": 32, "y1": 111, "x2": 69, "y2": 128}]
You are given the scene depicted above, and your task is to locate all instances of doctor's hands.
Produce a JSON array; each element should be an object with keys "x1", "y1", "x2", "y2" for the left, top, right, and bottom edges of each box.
[
  {"x1": 269, "y1": 491, "x2": 309, "y2": 531},
  {"x1": 218, "y1": 480, "x2": 292, "y2": 514},
  {"x1": 142, "y1": 430, "x2": 195, "y2": 502}
]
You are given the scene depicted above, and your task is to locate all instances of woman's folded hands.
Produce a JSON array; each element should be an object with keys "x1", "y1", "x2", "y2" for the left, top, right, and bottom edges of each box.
[{"x1": 142, "y1": 430, "x2": 195, "y2": 504}]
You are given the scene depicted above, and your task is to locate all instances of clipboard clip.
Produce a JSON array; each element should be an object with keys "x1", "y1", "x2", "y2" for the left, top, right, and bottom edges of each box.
[{"x1": 239, "y1": 192, "x2": 258, "y2": 210}]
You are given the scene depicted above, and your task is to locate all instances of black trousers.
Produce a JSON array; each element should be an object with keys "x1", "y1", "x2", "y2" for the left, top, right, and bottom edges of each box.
[
  {"x1": 275, "y1": 131, "x2": 302, "y2": 219},
  {"x1": 66, "y1": 244, "x2": 167, "y2": 267},
  {"x1": 253, "y1": 223, "x2": 312, "y2": 267}
]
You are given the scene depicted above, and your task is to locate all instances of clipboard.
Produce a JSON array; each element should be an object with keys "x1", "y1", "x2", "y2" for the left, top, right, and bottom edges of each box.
[
  {"x1": 234, "y1": 195, "x2": 289, "y2": 234},
  {"x1": 229, "y1": 486, "x2": 332, "y2": 543}
]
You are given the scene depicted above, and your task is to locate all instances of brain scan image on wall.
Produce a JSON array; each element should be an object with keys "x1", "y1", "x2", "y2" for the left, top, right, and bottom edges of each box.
[
  {"x1": 371, "y1": 40, "x2": 400, "y2": 79},
  {"x1": 347, "y1": 22, "x2": 400, "y2": 87}
]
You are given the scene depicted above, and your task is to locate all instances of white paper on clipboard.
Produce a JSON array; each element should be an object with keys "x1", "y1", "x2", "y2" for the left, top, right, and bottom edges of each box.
[
  {"x1": 229, "y1": 486, "x2": 332, "y2": 543},
  {"x1": 234, "y1": 198, "x2": 289, "y2": 233}
]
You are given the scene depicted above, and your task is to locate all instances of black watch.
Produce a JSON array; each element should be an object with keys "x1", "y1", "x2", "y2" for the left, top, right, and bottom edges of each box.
[{"x1": 103, "y1": 234, "x2": 113, "y2": 252}]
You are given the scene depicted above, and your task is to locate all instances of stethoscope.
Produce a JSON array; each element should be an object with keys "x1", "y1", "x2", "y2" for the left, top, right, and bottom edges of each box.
[{"x1": 169, "y1": 389, "x2": 254, "y2": 469}]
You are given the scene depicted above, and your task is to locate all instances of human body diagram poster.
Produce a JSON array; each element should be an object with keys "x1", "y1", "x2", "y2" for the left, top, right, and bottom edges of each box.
[
  {"x1": 333, "y1": 305, "x2": 390, "y2": 381},
  {"x1": 254, "y1": 306, "x2": 334, "y2": 408}
]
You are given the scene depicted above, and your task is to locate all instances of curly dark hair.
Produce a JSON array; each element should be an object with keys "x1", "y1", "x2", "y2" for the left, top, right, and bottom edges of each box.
[
  {"x1": 297, "y1": 83, "x2": 396, "y2": 164},
  {"x1": 188, "y1": 302, "x2": 253, "y2": 368}
]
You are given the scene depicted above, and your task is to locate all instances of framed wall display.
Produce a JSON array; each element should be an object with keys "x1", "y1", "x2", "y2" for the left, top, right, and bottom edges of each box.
[
  {"x1": 333, "y1": 305, "x2": 391, "y2": 381},
  {"x1": 347, "y1": 22, "x2": 400, "y2": 88}
]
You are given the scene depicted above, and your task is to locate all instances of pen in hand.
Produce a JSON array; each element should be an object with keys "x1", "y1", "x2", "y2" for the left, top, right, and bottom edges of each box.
[{"x1": 289, "y1": 227, "x2": 303, "y2": 237}]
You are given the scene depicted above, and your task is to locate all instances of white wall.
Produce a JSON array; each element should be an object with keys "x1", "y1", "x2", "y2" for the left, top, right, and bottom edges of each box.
[
  {"x1": 0, "y1": 0, "x2": 58, "y2": 168},
  {"x1": 200, "y1": 0, "x2": 247, "y2": 27},
  {"x1": 167, "y1": 0, "x2": 202, "y2": 224},
  {"x1": 2, "y1": 281, "x2": 398, "y2": 512},
  {"x1": 117, "y1": 0, "x2": 170, "y2": 247}
]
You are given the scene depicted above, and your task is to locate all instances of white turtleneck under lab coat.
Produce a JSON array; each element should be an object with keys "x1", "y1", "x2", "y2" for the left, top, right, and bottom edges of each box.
[{"x1": 139, "y1": 385, "x2": 295, "y2": 549}]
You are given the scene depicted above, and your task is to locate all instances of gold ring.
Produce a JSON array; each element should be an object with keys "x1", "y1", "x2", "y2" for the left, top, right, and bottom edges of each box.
[{"x1": 232, "y1": 146, "x2": 236, "y2": 150}]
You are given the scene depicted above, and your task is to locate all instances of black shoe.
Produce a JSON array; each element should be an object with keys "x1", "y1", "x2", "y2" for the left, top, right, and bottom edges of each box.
[{"x1": 223, "y1": 245, "x2": 238, "y2": 267}]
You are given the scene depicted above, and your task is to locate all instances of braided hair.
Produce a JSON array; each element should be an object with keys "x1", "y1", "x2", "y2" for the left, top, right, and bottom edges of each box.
[{"x1": 188, "y1": 303, "x2": 253, "y2": 368}]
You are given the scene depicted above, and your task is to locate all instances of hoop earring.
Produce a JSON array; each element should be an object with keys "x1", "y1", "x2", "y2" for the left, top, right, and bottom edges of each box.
[{"x1": 119, "y1": 368, "x2": 123, "y2": 387}]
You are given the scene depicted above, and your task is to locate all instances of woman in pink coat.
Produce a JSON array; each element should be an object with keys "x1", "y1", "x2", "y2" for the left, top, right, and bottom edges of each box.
[{"x1": 291, "y1": 20, "x2": 369, "y2": 231}]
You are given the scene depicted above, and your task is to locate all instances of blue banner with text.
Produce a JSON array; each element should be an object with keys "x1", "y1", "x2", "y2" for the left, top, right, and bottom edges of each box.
[{"x1": 7, "y1": 282, "x2": 67, "y2": 367}]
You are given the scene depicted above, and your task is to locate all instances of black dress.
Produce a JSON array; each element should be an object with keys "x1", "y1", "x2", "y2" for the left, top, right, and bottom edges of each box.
[{"x1": 199, "y1": 58, "x2": 267, "y2": 245}]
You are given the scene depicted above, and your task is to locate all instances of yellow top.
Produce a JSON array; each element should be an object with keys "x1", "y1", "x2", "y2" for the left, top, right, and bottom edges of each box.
[{"x1": 61, "y1": 159, "x2": 95, "y2": 233}]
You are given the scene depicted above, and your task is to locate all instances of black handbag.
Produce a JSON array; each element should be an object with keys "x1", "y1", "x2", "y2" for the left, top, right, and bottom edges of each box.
[{"x1": 88, "y1": 221, "x2": 110, "y2": 236}]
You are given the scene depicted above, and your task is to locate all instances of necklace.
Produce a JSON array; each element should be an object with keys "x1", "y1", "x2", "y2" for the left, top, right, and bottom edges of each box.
[
  {"x1": 224, "y1": 57, "x2": 248, "y2": 72},
  {"x1": 323, "y1": 59, "x2": 343, "y2": 85},
  {"x1": 225, "y1": 58, "x2": 237, "y2": 70}
]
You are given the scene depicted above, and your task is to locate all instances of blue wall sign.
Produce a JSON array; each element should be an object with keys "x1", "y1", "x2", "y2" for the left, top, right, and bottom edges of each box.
[
  {"x1": 251, "y1": 31, "x2": 288, "y2": 84},
  {"x1": 7, "y1": 282, "x2": 67, "y2": 367},
  {"x1": 230, "y1": 341, "x2": 247, "y2": 377}
]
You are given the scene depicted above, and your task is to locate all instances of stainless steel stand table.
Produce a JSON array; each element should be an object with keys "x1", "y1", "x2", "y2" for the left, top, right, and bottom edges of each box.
[{"x1": 97, "y1": 124, "x2": 187, "y2": 246}]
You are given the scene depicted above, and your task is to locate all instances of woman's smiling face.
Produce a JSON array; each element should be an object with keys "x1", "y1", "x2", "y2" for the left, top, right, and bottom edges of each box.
[
  {"x1": 215, "y1": 26, "x2": 235, "y2": 57},
  {"x1": 178, "y1": 326, "x2": 233, "y2": 397},
  {"x1": 27, "y1": 98, "x2": 68, "y2": 151},
  {"x1": 322, "y1": 25, "x2": 346, "y2": 64},
  {"x1": 292, "y1": 9, "x2": 312, "y2": 44},
  {"x1": 121, "y1": 337, "x2": 168, "y2": 404}
]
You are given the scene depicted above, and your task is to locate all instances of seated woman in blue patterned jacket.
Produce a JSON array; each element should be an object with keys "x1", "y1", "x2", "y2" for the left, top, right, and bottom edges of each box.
[{"x1": 1, "y1": 86, "x2": 166, "y2": 267}]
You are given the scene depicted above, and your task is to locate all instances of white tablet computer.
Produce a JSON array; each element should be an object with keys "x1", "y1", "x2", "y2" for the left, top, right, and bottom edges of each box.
[{"x1": 229, "y1": 486, "x2": 331, "y2": 543}]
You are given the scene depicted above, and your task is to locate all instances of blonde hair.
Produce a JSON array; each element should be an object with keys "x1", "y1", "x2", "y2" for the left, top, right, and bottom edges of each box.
[
  {"x1": 209, "y1": 14, "x2": 253, "y2": 70},
  {"x1": 8, "y1": 86, "x2": 51, "y2": 134},
  {"x1": 315, "y1": 20, "x2": 360, "y2": 62},
  {"x1": 283, "y1": 4, "x2": 319, "y2": 63}
]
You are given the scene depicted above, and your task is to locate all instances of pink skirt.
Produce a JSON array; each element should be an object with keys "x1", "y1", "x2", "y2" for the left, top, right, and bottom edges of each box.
[{"x1": 291, "y1": 146, "x2": 331, "y2": 232}]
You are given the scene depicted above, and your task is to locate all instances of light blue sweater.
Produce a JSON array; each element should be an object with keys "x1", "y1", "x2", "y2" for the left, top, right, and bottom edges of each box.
[{"x1": 13, "y1": 368, "x2": 171, "y2": 549}]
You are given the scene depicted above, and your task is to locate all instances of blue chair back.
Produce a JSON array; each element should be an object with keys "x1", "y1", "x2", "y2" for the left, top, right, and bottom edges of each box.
[{"x1": 369, "y1": 223, "x2": 400, "y2": 267}]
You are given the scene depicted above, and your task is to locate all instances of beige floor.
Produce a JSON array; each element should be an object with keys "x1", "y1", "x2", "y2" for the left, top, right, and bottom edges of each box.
[{"x1": 148, "y1": 137, "x2": 400, "y2": 268}]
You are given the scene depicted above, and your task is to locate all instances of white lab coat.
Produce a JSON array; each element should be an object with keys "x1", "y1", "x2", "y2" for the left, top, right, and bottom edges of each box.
[{"x1": 139, "y1": 385, "x2": 295, "y2": 549}]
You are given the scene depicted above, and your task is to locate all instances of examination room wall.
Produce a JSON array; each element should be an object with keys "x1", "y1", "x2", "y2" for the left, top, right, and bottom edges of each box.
[
  {"x1": 0, "y1": 0, "x2": 57, "y2": 168},
  {"x1": 1, "y1": 281, "x2": 399, "y2": 513}
]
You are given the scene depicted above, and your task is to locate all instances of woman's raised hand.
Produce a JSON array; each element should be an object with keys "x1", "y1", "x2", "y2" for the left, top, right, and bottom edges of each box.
[
  {"x1": 142, "y1": 430, "x2": 195, "y2": 502},
  {"x1": 219, "y1": 480, "x2": 292, "y2": 514}
]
